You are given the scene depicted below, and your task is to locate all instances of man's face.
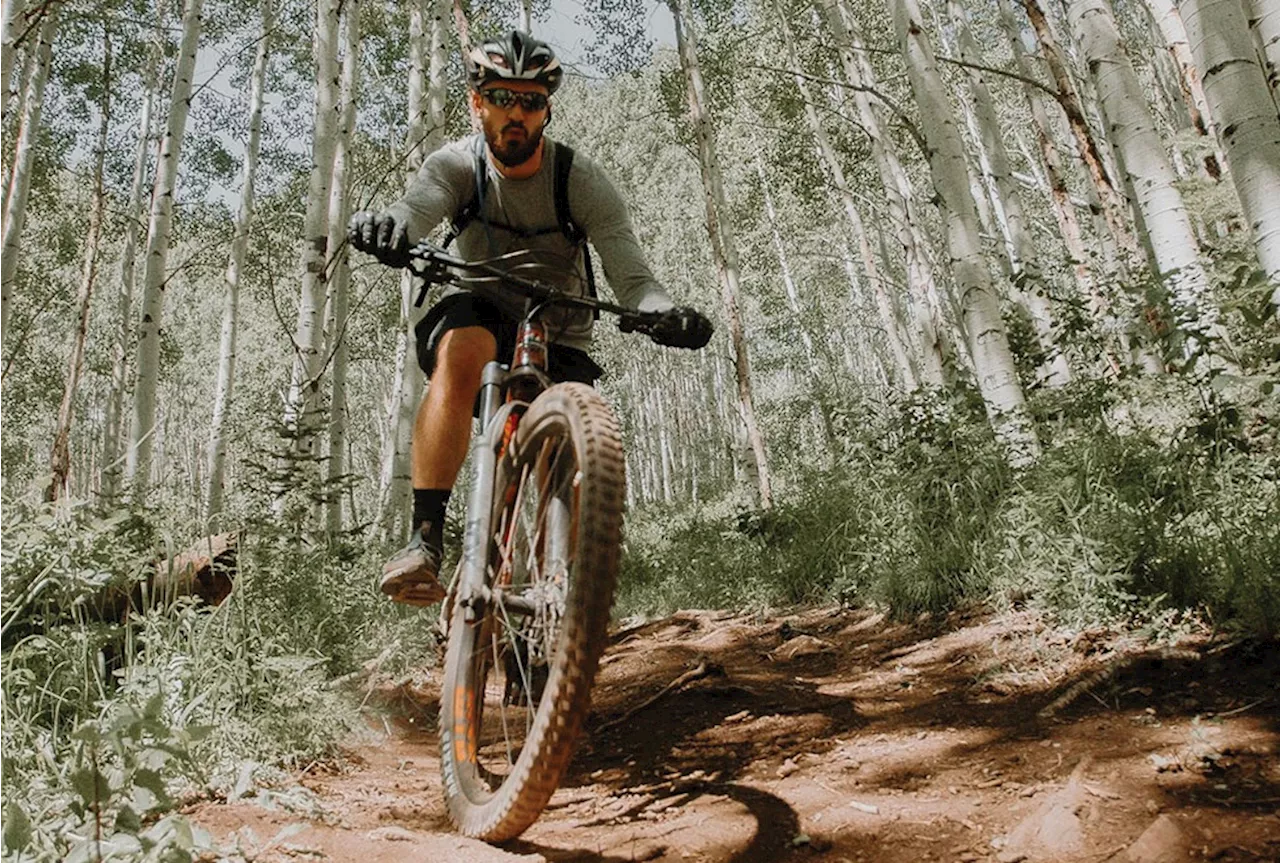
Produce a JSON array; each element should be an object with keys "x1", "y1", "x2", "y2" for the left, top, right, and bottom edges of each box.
[{"x1": 474, "y1": 80, "x2": 551, "y2": 167}]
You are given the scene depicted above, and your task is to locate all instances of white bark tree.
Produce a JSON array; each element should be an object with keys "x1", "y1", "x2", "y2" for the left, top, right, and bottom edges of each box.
[
  {"x1": 0, "y1": 0, "x2": 25, "y2": 122},
  {"x1": 888, "y1": 0, "x2": 1041, "y2": 463},
  {"x1": 377, "y1": 0, "x2": 446, "y2": 540},
  {"x1": 1179, "y1": 0, "x2": 1280, "y2": 303},
  {"x1": 1144, "y1": 0, "x2": 1225, "y2": 178},
  {"x1": 0, "y1": 6, "x2": 56, "y2": 346},
  {"x1": 669, "y1": 0, "x2": 773, "y2": 507},
  {"x1": 282, "y1": 0, "x2": 340, "y2": 471},
  {"x1": 776, "y1": 5, "x2": 921, "y2": 390},
  {"x1": 949, "y1": 0, "x2": 1071, "y2": 386},
  {"x1": 125, "y1": 0, "x2": 204, "y2": 499},
  {"x1": 49, "y1": 28, "x2": 111, "y2": 501},
  {"x1": 323, "y1": 0, "x2": 360, "y2": 534},
  {"x1": 819, "y1": 0, "x2": 953, "y2": 387},
  {"x1": 1243, "y1": 0, "x2": 1279, "y2": 109},
  {"x1": 206, "y1": 0, "x2": 273, "y2": 528},
  {"x1": 102, "y1": 0, "x2": 166, "y2": 501},
  {"x1": 1068, "y1": 0, "x2": 1220, "y2": 349}
]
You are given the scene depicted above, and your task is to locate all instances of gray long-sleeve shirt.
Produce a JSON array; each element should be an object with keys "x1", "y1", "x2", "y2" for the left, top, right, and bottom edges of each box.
[{"x1": 386, "y1": 134, "x2": 673, "y2": 351}]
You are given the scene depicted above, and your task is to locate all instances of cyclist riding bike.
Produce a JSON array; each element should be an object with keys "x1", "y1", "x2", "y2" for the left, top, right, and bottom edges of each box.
[{"x1": 349, "y1": 30, "x2": 713, "y2": 605}]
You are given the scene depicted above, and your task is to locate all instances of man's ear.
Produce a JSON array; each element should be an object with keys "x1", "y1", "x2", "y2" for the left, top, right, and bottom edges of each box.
[
  {"x1": 544, "y1": 102, "x2": 552, "y2": 127},
  {"x1": 470, "y1": 89, "x2": 483, "y2": 113}
]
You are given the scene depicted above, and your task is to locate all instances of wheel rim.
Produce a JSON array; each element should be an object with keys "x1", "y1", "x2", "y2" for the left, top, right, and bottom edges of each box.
[{"x1": 453, "y1": 427, "x2": 579, "y2": 803}]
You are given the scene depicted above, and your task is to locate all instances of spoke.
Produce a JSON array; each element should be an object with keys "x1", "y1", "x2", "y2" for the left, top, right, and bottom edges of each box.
[{"x1": 489, "y1": 623, "x2": 515, "y2": 770}]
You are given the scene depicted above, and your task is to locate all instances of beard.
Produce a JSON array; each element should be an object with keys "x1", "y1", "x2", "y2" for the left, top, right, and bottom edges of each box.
[{"x1": 485, "y1": 120, "x2": 545, "y2": 167}]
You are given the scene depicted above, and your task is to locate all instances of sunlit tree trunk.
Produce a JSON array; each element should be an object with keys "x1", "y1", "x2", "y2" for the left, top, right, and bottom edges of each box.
[
  {"x1": 1068, "y1": 0, "x2": 1220, "y2": 348},
  {"x1": 0, "y1": 6, "x2": 55, "y2": 347},
  {"x1": 206, "y1": 0, "x2": 273, "y2": 529},
  {"x1": 125, "y1": 0, "x2": 203, "y2": 499},
  {"x1": 949, "y1": 0, "x2": 1071, "y2": 386},
  {"x1": 282, "y1": 0, "x2": 340, "y2": 479},
  {"x1": 0, "y1": 0, "x2": 25, "y2": 122},
  {"x1": 49, "y1": 29, "x2": 111, "y2": 502},
  {"x1": 102, "y1": 0, "x2": 166, "y2": 502},
  {"x1": 889, "y1": 0, "x2": 1041, "y2": 464},
  {"x1": 669, "y1": 0, "x2": 773, "y2": 507},
  {"x1": 1243, "y1": 0, "x2": 1279, "y2": 110},
  {"x1": 378, "y1": 0, "x2": 444, "y2": 540},
  {"x1": 1179, "y1": 0, "x2": 1280, "y2": 301},
  {"x1": 755, "y1": 153, "x2": 816, "y2": 372},
  {"x1": 1021, "y1": 0, "x2": 1137, "y2": 260},
  {"x1": 820, "y1": 0, "x2": 950, "y2": 387},
  {"x1": 779, "y1": 5, "x2": 922, "y2": 389},
  {"x1": 1144, "y1": 0, "x2": 1225, "y2": 178},
  {"x1": 994, "y1": 0, "x2": 1102, "y2": 317},
  {"x1": 323, "y1": 0, "x2": 360, "y2": 534}
]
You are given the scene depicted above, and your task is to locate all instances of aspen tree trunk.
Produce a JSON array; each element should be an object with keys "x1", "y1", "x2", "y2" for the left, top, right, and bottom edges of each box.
[
  {"x1": 378, "y1": 0, "x2": 442, "y2": 540},
  {"x1": 1145, "y1": 0, "x2": 1225, "y2": 178},
  {"x1": 1245, "y1": 0, "x2": 1279, "y2": 109},
  {"x1": 777, "y1": 6, "x2": 921, "y2": 389},
  {"x1": 125, "y1": 0, "x2": 203, "y2": 499},
  {"x1": 949, "y1": 0, "x2": 1070, "y2": 386},
  {"x1": 48, "y1": 30, "x2": 111, "y2": 502},
  {"x1": 1021, "y1": 0, "x2": 1137, "y2": 259},
  {"x1": 1068, "y1": 0, "x2": 1220, "y2": 348},
  {"x1": 102, "y1": 2, "x2": 165, "y2": 501},
  {"x1": 282, "y1": 0, "x2": 340, "y2": 474},
  {"x1": 820, "y1": 0, "x2": 950, "y2": 387},
  {"x1": 994, "y1": 0, "x2": 1101, "y2": 315},
  {"x1": 669, "y1": 0, "x2": 773, "y2": 508},
  {"x1": 323, "y1": 0, "x2": 358, "y2": 535},
  {"x1": 889, "y1": 0, "x2": 1041, "y2": 463},
  {"x1": 206, "y1": 0, "x2": 272, "y2": 529},
  {"x1": 520, "y1": 0, "x2": 532, "y2": 31},
  {"x1": 0, "y1": 6, "x2": 54, "y2": 347},
  {"x1": 755, "y1": 153, "x2": 817, "y2": 372},
  {"x1": 0, "y1": 0, "x2": 24, "y2": 122},
  {"x1": 1180, "y1": 0, "x2": 1280, "y2": 300}
]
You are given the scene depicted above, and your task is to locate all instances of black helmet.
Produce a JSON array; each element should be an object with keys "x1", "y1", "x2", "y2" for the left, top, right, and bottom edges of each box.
[{"x1": 466, "y1": 30, "x2": 563, "y2": 94}]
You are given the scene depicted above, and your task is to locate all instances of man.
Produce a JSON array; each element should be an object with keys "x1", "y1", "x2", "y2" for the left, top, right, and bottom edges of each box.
[{"x1": 349, "y1": 30, "x2": 712, "y2": 604}]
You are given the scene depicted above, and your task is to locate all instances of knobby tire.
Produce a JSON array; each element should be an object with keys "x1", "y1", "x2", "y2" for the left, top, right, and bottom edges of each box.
[{"x1": 438, "y1": 383, "x2": 624, "y2": 841}]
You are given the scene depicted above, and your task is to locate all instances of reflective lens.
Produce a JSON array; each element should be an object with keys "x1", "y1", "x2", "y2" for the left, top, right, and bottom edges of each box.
[{"x1": 483, "y1": 88, "x2": 549, "y2": 112}]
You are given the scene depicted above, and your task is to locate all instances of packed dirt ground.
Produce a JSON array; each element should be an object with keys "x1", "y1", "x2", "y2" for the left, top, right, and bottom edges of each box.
[{"x1": 189, "y1": 606, "x2": 1279, "y2": 862}]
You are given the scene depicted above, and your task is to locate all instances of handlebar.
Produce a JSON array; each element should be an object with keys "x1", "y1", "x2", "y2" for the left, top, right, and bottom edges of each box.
[{"x1": 399, "y1": 240, "x2": 678, "y2": 343}]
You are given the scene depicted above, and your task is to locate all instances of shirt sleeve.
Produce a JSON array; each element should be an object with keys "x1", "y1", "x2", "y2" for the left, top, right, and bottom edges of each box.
[
  {"x1": 572, "y1": 154, "x2": 674, "y2": 314},
  {"x1": 383, "y1": 140, "x2": 474, "y2": 243}
]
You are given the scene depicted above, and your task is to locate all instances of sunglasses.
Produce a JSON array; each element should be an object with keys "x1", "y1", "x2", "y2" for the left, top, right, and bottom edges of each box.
[{"x1": 482, "y1": 88, "x2": 549, "y2": 112}]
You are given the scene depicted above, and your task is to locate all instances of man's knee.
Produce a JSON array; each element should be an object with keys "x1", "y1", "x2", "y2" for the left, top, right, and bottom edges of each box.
[{"x1": 433, "y1": 327, "x2": 497, "y2": 390}]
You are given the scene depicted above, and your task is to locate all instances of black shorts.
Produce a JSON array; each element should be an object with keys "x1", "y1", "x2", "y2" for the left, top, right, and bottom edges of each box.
[{"x1": 415, "y1": 293, "x2": 604, "y2": 385}]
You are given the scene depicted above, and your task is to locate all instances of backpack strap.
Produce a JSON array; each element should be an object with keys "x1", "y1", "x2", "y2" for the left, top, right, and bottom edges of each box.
[
  {"x1": 442, "y1": 136, "x2": 491, "y2": 249},
  {"x1": 553, "y1": 143, "x2": 600, "y2": 316}
]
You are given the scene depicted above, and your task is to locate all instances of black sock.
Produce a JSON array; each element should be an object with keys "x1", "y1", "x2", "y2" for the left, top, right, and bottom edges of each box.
[{"x1": 413, "y1": 488, "x2": 451, "y2": 543}]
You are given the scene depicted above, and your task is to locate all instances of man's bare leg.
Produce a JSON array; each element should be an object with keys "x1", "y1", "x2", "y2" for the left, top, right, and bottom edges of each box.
[{"x1": 383, "y1": 326, "x2": 497, "y2": 602}]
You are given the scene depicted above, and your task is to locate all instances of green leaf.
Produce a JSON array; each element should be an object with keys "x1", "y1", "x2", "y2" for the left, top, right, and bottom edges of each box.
[
  {"x1": 134, "y1": 768, "x2": 172, "y2": 809},
  {"x1": 116, "y1": 802, "x2": 143, "y2": 832},
  {"x1": 71, "y1": 723, "x2": 102, "y2": 744},
  {"x1": 2, "y1": 800, "x2": 32, "y2": 853},
  {"x1": 185, "y1": 724, "x2": 215, "y2": 742},
  {"x1": 70, "y1": 766, "x2": 112, "y2": 809}
]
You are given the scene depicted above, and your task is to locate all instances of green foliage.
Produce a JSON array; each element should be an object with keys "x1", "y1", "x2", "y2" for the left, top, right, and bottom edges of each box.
[{"x1": 620, "y1": 378, "x2": 1279, "y2": 636}]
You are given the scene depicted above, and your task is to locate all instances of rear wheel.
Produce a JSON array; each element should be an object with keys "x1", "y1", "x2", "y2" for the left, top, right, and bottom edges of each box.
[{"x1": 438, "y1": 383, "x2": 625, "y2": 841}]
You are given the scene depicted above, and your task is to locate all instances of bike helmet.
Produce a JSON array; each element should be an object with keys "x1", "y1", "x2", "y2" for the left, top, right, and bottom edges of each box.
[{"x1": 466, "y1": 30, "x2": 563, "y2": 94}]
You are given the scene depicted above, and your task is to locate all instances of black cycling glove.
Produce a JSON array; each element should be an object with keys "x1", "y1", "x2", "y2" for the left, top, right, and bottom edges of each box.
[
  {"x1": 649, "y1": 306, "x2": 714, "y2": 350},
  {"x1": 348, "y1": 210, "x2": 411, "y2": 267}
]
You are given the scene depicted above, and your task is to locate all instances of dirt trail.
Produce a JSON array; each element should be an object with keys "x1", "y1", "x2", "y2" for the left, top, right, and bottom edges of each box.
[{"x1": 189, "y1": 607, "x2": 1279, "y2": 862}]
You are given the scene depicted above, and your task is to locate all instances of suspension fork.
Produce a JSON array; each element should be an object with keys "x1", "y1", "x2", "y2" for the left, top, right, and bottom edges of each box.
[{"x1": 459, "y1": 361, "x2": 509, "y2": 623}]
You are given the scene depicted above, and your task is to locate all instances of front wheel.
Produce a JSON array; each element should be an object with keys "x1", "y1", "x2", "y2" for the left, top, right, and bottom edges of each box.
[{"x1": 439, "y1": 383, "x2": 625, "y2": 841}]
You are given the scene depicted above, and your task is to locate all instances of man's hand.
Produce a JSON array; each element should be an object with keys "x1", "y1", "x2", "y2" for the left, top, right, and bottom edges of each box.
[
  {"x1": 348, "y1": 210, "x2": 410, "y2": 267},
  {"x1": 649, "y1": 306, "x2": 714, "y2": 349}
]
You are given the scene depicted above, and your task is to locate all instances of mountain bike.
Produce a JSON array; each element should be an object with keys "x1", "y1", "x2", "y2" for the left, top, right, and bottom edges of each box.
[{"x1": 391, "y1": 241, "x2": 706, "y2": 840}]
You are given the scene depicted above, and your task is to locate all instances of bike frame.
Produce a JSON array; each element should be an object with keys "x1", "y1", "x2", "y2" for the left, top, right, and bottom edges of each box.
[{"x1": 407, "y1": 242, "x2": 664, "y2": 626}]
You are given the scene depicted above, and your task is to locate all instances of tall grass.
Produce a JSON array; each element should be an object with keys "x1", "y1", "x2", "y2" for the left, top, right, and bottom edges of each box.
[{"x1": 617, "y1": 377, "x2": 1279, "y2": 637}]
